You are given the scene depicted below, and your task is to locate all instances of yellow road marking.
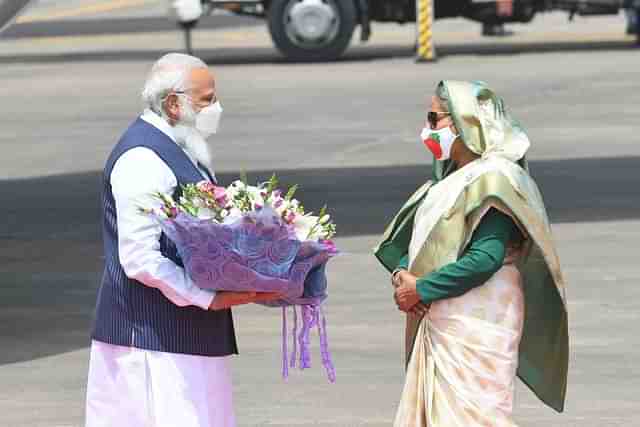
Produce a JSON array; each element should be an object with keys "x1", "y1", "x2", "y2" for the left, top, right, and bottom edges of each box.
[{"x1": 16, "y1": 0, "x2": 160, "y2": 24}]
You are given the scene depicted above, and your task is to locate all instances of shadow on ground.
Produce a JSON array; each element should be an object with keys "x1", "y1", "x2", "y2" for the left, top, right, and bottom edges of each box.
[
  {"x1": 2, "y1": 15, "x2": 262, "y2": 40},
  {"x1": 1, "y1": 156, "x2": 638, "y2": 241},
  {"x1": 1, "y1": 39, "x2": 638, "y2": 65},
  {"x1": 0, "y1": 155, "x2": 638, "y2": 366}
]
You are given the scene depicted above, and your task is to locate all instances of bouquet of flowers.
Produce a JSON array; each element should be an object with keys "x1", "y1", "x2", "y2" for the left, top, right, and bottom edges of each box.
[{"x1": 141, "y1": 174, "x2": 337, "y2": 382}]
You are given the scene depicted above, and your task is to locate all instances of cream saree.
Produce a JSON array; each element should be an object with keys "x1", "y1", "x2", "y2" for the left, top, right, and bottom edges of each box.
[
  {"x1": 375, "y1": 81, "x2": 568, "y2": 426},
  {"x1": 394, "y1": 260, "x2": 524, "y2": 427}
]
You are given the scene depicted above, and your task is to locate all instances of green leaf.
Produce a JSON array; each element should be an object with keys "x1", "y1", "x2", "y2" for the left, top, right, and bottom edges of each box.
[
  {"x1": 265, "y1": 173, "x2": 279, "y2": 194},
  {"x1": 285, "y1": 184, "x2": 299, "y2": 201}
]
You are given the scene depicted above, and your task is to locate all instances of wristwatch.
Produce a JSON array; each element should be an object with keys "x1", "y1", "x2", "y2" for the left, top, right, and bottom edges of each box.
[{"x1": 392, "y1": 268, "x2": 405, "y2": 280}]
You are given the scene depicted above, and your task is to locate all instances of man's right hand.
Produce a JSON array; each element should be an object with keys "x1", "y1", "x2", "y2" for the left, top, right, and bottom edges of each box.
[{"x1": 209, "y1": 291, "x2": 282, "y2": 311}]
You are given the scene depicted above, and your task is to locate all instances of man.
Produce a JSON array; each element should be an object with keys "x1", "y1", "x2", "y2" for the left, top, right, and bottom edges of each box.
[
  {"x1": 625, "y1": 1, "x2": 639, "y2": 36},
  {"x1": 482, "y1": 0, "x2": 514, "y2": 37},
  {"x1": 86, "y1": 53, "x2": 279, "y2": 427}
]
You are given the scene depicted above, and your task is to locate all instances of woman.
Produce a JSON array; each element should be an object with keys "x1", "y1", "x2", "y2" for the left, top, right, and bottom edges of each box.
[{"x1": 374, "y1": 81, "x2": 569, "y2": 426}]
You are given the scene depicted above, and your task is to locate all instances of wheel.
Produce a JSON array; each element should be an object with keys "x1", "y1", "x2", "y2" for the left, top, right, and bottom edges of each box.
[
  {"x1": 267, "y1": 0, "x2": 357, "y2": 62},
  {"x1": 635, "y1": 7, "x2": 640, "y2": 44}
]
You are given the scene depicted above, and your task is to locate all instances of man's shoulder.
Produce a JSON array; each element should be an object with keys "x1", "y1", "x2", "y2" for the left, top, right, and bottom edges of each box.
[
  {"x1": 106, "y1": 118, "x2": 146, "y2": 157},
  {"x1": 106, "y1": 118, "x2": 170, "y2": 168},
  {"x1": 104, "y1": 118, "x2": 173, "y2": 179},
  {"x1": 114, "y1": 146, "x2": 162, "y2": 166},
  {"x1": 110, "y1": 146, "x2": 175, "y2": 189}
]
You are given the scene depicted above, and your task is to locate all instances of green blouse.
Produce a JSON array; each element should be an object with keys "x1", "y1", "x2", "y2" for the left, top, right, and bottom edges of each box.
[{"x1": 396, "y1": 208, "x2": 521, "y2": 305}]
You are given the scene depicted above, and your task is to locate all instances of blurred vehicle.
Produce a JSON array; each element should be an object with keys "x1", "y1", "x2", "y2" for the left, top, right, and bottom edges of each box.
[
  {"x1": 626, "y1": 0, "x2": 640, "y2": 33},
  {"x1": 1, "y1": 1, "x2": 637, "y2": 61},
  {"x1": 0, "y1": 0, "x2": 35, "y2": 33},
  {"x1": 171, "y1": 0, "x2": 640, "y2": 61}
]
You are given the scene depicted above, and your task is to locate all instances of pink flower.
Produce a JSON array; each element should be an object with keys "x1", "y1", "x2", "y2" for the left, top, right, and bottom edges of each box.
[
  {"x1": 213, "y1": 187, "x2": 228, "y2": 205},
  {"x1": 285, "y1": 211, "x2": 296, "y2": 224},
  {"x1": 320, "y1": 239, "x2": 338, "y2": 255},
  {"x1": 196, "y1": 181, "x2": 216, "y2": 194}
]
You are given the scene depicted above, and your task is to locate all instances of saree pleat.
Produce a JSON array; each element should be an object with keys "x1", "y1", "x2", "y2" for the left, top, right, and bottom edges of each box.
[{"x1": 394, "y1": 264, "x2": 524, "y2": 427}]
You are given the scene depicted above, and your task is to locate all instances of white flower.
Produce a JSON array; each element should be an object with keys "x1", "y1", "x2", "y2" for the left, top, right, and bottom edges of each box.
[
  {"x1": 226, "y1": 207, "x2": 243, "y2": 221},
  {"x1": 247, "y1": 186, "x2": 265, "y2": 207},
  {"x1": 293, "y1": 214, "x2": 319, "y2": 241},
  {"x1": 192, "y1": 197, "x2": 207, "y2": 209},
  {"x1": 225, "y1": 186, "x2": 239, "y2": 200},
  {"x1": 230, "y1": 180, "x2": 246, "y2": 189},
  {"x1": 225, "y1": 180, "x2": 246, "y2": 199},
  {"x1": 197, "y1": 207, "x2": 216, "y2": 220}
]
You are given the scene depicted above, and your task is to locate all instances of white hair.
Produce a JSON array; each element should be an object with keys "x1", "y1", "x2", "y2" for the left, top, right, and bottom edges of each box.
[{"x1": 141, "y1": 53, "x2": 208, "y2": 116}]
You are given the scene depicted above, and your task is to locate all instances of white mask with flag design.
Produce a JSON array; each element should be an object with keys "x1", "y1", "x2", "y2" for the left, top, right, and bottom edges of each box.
[{"x1": 420, "y1": 126, "x2": 458, "y2": 161}]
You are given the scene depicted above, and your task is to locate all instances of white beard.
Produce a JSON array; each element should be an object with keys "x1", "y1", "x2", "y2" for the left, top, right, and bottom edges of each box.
[
  {"x1": 184, "y1": 129, "x2": 213, "y2": 171},
  {"x1": 168, "y1": 96, "x2": 214, "y2": 172},
  {"x1": 173, "y1": 123, "x2": 214, "y2": 171}
]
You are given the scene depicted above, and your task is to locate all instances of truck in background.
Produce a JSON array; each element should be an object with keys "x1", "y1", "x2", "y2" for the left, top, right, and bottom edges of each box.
[{"x1": 172, "y1": 0, "x2": 640, "y2": 61}]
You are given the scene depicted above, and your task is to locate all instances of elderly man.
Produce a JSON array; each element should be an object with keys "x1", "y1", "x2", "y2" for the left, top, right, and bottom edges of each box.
[{"x1": 86, "y1": 53, "x2": 279, "y2": 427}]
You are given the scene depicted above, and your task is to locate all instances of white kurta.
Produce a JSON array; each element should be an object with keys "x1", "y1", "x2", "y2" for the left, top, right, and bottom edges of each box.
[
  {"x1": 86, "y1": 111, "x2": 235, "y2": 427},
  {"x1": 86, "y1": 341, "x2": 235, "y2": 427}
]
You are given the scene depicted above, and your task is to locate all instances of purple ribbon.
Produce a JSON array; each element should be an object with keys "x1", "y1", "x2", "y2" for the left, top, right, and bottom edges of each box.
[
  {"x1": 282, "y1": 306, "x2": 288, "y2": 380},
  {"x1": 290, "y1": 306, "x2": 298, "y2": 369},
  {"x1": 318, "y1": 305, "x2": 336, "y2": 383},
  {"x1": 280, "y1": 303, "x2": 335, "y2": 382}
]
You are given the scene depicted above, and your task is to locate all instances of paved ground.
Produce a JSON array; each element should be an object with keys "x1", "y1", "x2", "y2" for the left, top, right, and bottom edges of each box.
[{"x1": 0, "y1": 2, "x2": 639, "y2": 427}]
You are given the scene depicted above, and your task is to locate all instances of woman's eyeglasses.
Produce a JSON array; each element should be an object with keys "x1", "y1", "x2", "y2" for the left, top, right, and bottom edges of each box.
[{"x1": 427, "y1": 111, "x2": 451, "y2": 129}]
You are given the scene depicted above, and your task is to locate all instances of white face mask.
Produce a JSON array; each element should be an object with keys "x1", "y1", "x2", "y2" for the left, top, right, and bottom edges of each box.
[
  {"x1": 172, "y1": 97, "x2": 218, "y2": 170},
  {"x1": 420, "y1": 126, "x2": 458, "y2": 161},
  {"x1": 195, "y1": 100, "x2": 223, "y2": 137},
  {"x1": 174, "y1": 94, "x2": 223, "y2": 138}
]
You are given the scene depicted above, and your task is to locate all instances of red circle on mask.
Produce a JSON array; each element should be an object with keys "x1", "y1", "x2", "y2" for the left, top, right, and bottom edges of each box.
[{"x1": 423, "y1": 137, "x2": 442, "y2": 159}]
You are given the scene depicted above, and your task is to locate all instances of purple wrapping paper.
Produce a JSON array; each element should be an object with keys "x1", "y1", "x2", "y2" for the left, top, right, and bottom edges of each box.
[{"x1": 154, "y1": 207, "x2": 336, "y2": 382}]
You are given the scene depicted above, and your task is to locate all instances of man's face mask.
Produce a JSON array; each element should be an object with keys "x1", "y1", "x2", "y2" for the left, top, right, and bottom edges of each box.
[
  {"x1": 194, "y1": 100, "x2": 223, "y2": 137},
  {"x1": 176, "y1": 93, "x2": 223, "y2": 137},
  {"x1": 420, "y1": 125, "x2": 458, "y2": 161}
]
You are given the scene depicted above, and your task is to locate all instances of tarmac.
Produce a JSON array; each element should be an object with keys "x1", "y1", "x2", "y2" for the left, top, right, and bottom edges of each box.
[{"x1": 0, "y1": 4, "x2": 639, "y2": 426}]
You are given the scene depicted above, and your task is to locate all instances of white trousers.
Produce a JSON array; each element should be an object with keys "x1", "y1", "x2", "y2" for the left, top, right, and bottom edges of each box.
[{"x1": 85, "y1": 340, "x2": 235, "y2": 427}]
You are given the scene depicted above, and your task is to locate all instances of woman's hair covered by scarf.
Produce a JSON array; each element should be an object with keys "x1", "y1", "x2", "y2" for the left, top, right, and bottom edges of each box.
[{"x1": 432, "y1": 80, "x2": 530, "y2": 182}]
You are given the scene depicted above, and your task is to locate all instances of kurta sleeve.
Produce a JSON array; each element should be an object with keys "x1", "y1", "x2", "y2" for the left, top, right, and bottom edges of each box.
[
  {"x1": 416, "y1": 208, "x2": 520, "y2": 304},
  {"x1": 111, "y1": 147, "x2": 216, "y2": 310}
]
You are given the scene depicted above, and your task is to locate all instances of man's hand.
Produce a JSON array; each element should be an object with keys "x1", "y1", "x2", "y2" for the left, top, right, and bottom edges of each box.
[
  {"x1": 209, "y1": 291, "x2": 282, "y2": 311},
  {"x1": 393, "y1": 271, "x2": 422, "y2": 312}
]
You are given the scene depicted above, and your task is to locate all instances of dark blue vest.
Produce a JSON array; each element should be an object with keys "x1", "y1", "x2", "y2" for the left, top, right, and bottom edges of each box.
[{"x1": 92, "y1": 118, "x2": 237, "y2": 357}]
